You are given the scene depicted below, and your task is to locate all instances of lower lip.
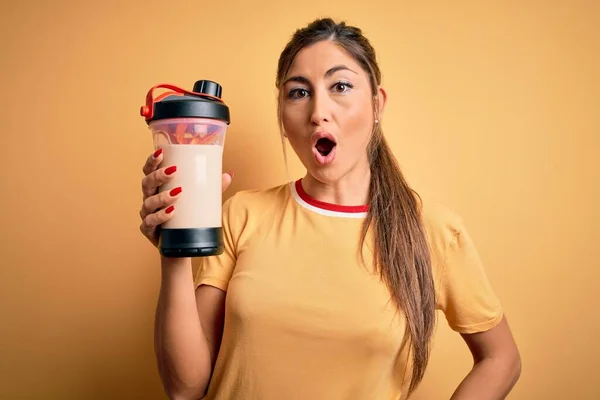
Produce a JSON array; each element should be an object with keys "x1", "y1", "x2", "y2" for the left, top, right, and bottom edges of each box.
[{"x1": 312, "y1": 145, "x2": 337, "y2": 165}]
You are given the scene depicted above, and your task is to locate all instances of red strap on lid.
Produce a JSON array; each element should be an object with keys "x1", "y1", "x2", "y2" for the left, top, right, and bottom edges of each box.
[{"x1": 140, "y1": 83, "x2": 223, "y2": 121}]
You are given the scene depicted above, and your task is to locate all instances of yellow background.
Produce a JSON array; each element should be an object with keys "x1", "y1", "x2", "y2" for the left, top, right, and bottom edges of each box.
[{"x1": 1, "y1": 0, "x2": 598, "y2": 398}]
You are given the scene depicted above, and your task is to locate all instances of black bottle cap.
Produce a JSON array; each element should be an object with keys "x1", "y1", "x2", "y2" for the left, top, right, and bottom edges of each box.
[
  {"x1": 140, "y1": 80, "x2": 230, "y2": 125},
  {"x1": 193, "y1": 80, "x2": 222, "y2": 98}
]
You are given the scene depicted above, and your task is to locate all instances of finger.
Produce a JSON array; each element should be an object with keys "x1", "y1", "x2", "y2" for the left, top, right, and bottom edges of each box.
[
  {"x1": 141, "y1": 205, "x2": 176, "y2": 236},
  {"x1": 222, "y1": 171, "x2": 234, "y2": 193},
  {"x1": 140, "y1": 186, "x2": 182, "y2": 220},
  {"x1": 139, "y1": 221, "x2": 156, "y2": 243},
  {"x1": 141, "y1": 165, "x2": 177, "y2": 200},
  {"x1": 142, "y1": 148, "x2": 164, "y2": 176}
]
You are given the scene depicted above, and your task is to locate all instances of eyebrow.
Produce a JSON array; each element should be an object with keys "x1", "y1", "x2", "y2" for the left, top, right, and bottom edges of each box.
[{"x1": 283, "y1": 64, "x2": 358, "y2": 86}]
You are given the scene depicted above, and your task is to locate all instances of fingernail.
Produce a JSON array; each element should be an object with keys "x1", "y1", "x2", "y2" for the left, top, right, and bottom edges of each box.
[
  {"x1": 165, "y1": 166, "x2": 177, "y2": 175},
  {"x1": 153, "y1": 148, "x2": 163, "y2": 158},
  {"x1": 227, "y1": 170, "x2": 235, "y2": 178},
  {"x1": 169, "y1": 187, "x2": 182, "y2": 196},
  {"x1": 165, "y1": 206, "x2": 175, "y2": 214}
]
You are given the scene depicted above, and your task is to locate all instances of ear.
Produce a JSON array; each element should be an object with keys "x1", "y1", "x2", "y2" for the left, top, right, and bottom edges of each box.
[{"x1": 375, "y1": 86, "x2": 387, "y2": 121}]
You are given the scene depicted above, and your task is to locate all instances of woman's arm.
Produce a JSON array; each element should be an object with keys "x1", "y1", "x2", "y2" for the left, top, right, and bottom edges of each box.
[
  {"x1": 154, "y1": 256, "x2": 226, "y2": 400},
  {"x1": 450, "y1": 316, "x2": 521, "y2": 400}
]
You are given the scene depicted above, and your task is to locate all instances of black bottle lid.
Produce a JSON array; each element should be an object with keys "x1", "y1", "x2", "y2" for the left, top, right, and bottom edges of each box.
[{"x1": 140, "y1": 80, "x2": 230, "y2": 124}]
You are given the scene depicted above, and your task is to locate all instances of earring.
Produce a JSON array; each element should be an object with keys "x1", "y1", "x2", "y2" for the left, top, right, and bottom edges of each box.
[{"x1": 375, "y1": 119, "x2": 379, "y2": 124}]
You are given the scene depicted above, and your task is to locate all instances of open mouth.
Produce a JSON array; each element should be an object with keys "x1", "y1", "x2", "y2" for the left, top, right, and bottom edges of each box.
[
  {"x1": 315, "y1": 137, "x2": 336, "y2": 157},
  {"x1": 312, "y1": 135, "x2": 337, "y2": 165}
]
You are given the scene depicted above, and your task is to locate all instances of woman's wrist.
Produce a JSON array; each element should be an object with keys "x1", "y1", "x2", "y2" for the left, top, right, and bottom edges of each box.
[{"x1": 160, "y1": 256, "x2": 192, "y2": 274}]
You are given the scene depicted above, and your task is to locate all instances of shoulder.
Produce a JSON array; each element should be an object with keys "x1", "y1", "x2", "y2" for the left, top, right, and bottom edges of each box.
[
  {"x1": 416, "y1": 196, "x2": 468, "y2": 272},
  {"x1": 419, "y1": 196, "x2": 464, "y2": 246},
  {"x1": 225, "y1": 182, "x2": 289, "y2": 211},
  {"x1": 223, "y1": 182, "x2": 291, "y2": 226},
  {"x1": 417, "y1": 197, "x2": 503, "y2": 327}
]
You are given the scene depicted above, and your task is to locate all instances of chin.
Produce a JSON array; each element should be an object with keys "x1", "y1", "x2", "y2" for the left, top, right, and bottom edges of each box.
[
  {"x1": 305, "y1": 162, "x2": 347, "y2": 184},
  {"x1": 307, "y1": 155, "x2": 370, "y2": 185}
]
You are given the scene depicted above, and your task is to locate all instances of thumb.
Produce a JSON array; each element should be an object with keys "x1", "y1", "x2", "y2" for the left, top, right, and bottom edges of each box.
[{"x1": 222, "y1": 171, "x2": 234, "y2": 193}]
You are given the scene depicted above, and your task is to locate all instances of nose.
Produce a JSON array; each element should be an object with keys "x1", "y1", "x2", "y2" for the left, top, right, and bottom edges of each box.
[{"x1": 310, "y1": 88, "x2": 331, "y2": 125}]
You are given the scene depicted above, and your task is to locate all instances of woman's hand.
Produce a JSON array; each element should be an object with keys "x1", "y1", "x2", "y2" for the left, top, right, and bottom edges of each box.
[
  {"x1": 138, "y1": 148, "x2": 234, "y2": 248},
  {"x1": 139, "y1": 149, "x2": 180, "y2": 247}
]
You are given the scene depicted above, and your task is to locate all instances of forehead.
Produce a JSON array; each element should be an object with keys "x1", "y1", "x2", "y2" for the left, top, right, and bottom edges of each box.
[{"x1": 286, "y1": 40, "x2": 363, "y2": 78}]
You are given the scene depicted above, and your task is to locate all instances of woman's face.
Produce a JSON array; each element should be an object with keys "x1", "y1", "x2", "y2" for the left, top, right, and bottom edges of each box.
[{"x1": 280, "y1": 40, "x2": 386, "y2": 183}]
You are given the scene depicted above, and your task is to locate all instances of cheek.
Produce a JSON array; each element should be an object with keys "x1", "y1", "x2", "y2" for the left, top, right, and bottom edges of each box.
[
  {"x1": 281, "y1": 106, "x2": 310, "y2": 157},
  {"x1": 339, "y1": 98, "x2": 373, "y2": 145},
  {"x1": 281, "y1": 105, "x2": 306, "y2": 136}
]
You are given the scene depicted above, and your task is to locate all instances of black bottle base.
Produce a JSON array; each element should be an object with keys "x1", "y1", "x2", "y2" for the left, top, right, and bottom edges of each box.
[{"x1": 158, "y1": 227, "x2": 223, "y2": 258}]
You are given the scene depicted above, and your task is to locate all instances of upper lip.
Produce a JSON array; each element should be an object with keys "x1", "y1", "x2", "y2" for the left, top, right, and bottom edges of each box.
[{"x1": 311, "y1": 131, "x2": 337, "y2": 147}]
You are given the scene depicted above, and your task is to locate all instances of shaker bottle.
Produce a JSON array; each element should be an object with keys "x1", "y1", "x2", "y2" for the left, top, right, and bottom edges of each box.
[{"x1": 140, "y1": 80, "x2": 231, "y2": 257}]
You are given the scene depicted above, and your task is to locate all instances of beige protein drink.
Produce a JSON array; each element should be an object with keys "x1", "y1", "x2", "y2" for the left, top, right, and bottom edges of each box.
[
  {"x1": 140, "y1": 80, "x2": 231, "y2": 258},
  {"x1": 159, "y1": 144, "x2": 223, "y2": 229}
]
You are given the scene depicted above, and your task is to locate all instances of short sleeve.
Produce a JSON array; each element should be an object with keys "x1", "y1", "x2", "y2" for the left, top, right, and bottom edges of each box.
[
  {"x1": 193, "y1": 194, "x2": 238, "y2": 292},
  {"x1": 436, "y1": 218, "x2": 504, "y2": 334}
]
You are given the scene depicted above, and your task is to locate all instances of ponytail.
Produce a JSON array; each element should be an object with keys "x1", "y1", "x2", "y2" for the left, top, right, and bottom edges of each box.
[{"x1": 360, "y1": 127, "x2": 436, "y2": 396}]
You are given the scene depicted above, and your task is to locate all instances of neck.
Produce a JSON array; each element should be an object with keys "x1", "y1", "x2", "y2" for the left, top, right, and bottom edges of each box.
[{"x1": 301, "y1": 162, "x2": 371, "y2": 207}]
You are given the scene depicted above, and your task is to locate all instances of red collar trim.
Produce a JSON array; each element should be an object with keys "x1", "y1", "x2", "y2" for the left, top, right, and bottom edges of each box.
[{"x1": 294, "y1": 179, "x2": 370, "y2": 213}]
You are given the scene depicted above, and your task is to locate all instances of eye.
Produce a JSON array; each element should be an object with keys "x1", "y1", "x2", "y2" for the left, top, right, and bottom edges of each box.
[
  {"x1": 288, "y1": 88, "x2": 310, "y2": 99},
  {"x1": 332, "y1": 81, "x2": 353, "y2": 93}
]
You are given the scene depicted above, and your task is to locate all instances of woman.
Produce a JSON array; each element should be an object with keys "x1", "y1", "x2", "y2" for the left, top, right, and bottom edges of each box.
[{"x1": 139, "y1": 18, "x2": 521, "y2": 400}]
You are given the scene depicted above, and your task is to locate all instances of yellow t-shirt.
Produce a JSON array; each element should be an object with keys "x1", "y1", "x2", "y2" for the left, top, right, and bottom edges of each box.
[{"x1": 194, "y1": 179, "x2": 503, "y2": 400}]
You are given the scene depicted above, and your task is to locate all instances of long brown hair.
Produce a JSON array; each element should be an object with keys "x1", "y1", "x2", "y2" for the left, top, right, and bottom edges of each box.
[{"x1": 275, "y1": 18, "x2": 436, "y2": 397}]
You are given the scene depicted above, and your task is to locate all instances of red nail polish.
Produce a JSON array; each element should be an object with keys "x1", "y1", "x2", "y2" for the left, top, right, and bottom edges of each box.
[
  {"x1": 227, "y1": 170, "x2": 235, "y2": 178},
  {"x1": 153, "y1": 148, "x2": 163, "y2": 158},
  {"x1": 165, "y1": 166, "x2": 177, "y2": 175},
  {"x1": 169, "y1": 187, "x2": 182, "y2": 196},
  {"x1": 165, "y1": 206, "x2": 175, "y2": 214}
]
